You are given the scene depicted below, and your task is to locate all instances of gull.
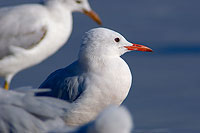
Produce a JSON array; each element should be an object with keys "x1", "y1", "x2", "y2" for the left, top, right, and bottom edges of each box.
[
  {"x1": 38, "y1": 27, "x2": 153, "y2": 126},
  {"x1": 0, "y1": 0, "x2": 102, "y2": 90},
  {"x1": 0, "y1": 88, "x2": 133, "y2": 133}
]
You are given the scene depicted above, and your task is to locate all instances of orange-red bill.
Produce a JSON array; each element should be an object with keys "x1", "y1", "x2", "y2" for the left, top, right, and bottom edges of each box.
[
  {"x1": 124, "y1": 43, "x2": 153, "y2": 52},
  {"x1": 83, "y1": 10, "x2": 102, "y2": 25}
]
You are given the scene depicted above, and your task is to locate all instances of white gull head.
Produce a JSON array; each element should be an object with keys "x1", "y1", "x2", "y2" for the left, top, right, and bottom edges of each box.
[{"x1": 79, "y1": 28, "x2": 152, "y2": 59}]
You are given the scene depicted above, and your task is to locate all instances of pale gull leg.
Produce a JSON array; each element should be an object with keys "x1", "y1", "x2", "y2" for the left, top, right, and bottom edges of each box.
[{"x1": 3, "y1": 74, "x2": 14, "y2": 90}]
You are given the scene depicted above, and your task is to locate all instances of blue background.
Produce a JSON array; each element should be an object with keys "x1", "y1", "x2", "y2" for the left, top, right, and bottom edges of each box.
[{"x1": 0, "y1": 0, "x2": 200, "y2": 132}]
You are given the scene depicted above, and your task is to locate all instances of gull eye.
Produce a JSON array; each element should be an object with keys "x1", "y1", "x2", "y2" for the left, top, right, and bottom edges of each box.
[
  {"x1": 76, "y1": 0, "x2": 82, "y2": 4},
  {"x1": 114, "y1": 38, "x2": 120, "y2": 42}
]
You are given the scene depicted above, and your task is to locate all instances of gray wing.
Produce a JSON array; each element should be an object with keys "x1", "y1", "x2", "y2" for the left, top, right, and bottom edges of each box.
[
  {"x1": 0, "y1": 4, "x2": 48, "y2": 59},
  {"x1": 0, "y1": 89, "x2": 69, "y2": 133},
  {"x1": 38, "y1": 61, "x2": 86, "y2": 103},
  {"x1": 0, "y1": 89, "x2": 70, "y2": 119},
  {"x1": 0, "y1": 105, "x2": 46, "y2": 133}
]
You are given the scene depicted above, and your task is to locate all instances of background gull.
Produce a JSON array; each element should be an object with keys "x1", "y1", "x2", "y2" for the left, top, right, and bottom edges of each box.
[
  {"x1": 38, "y1": 28, "x2": 152, "y2": 126},
  {"x1": 0, "y1": 88, "x2": 133, "y2": 133},
  {"x1": 0, "y1": 0, "x2": 101, "y2": 90}
]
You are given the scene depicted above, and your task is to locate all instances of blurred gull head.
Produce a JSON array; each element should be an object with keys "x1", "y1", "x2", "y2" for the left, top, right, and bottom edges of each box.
[
  {"x1": 74, "y1": 105, "x2": 133, "y2": 133},
  {"x1": 45, "y1": 0, "x2": 102, "y2": 25}
]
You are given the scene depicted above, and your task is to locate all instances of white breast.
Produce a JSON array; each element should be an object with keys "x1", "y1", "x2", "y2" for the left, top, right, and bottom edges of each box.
[{"x1": 64, "y1": 57, "x2": 132, "y2": 126}]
